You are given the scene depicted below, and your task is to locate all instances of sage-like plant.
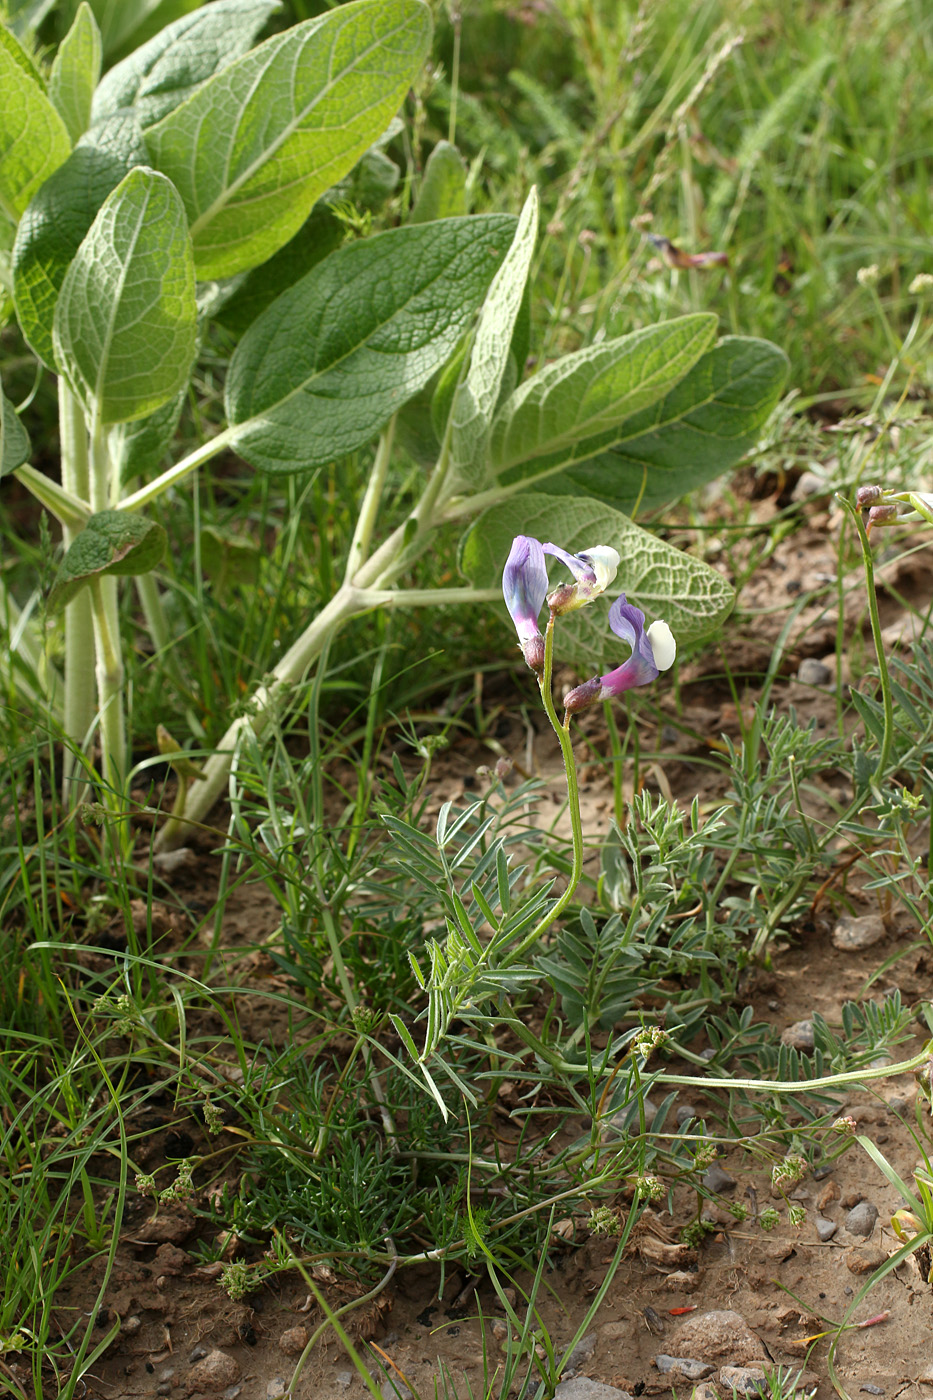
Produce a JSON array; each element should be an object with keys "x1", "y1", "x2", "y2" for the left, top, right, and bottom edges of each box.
[{"x1": 0, "y1": 0, "x2": 789, "y2": 845}]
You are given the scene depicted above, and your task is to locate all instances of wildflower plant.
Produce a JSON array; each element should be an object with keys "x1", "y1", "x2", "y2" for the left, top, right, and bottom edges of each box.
[{"x1": 0, "y1": 0, "x2": 790, "y2": 849}]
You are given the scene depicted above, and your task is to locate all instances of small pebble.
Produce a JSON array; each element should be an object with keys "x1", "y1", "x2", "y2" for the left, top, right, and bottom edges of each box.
[
  {"x1": 781, "y1": 1020, "x2": 815, "y2": 1052},
  {"x1": 812, "y1": 1163, "x2": 835, "y2": 1181},
  {"x1": 122, "y1": 1315, "x2": 142, "y2": 1335},
  {"x1": 860, "y1": 1386, "x2": 885, "y2": 1395},
  {"x1": 157, "y1": 1386, "x2": 171, "y2": 1397},
  {"x1": 692, "y1": 1386, "x2": 721, "y2": 1400},
  {"x1": 797, "y1": 658, "x2": 832, "y2": 686},
  {"x1": 267, "y1": 1381, "x2": 287, "y2": 1400},
  {"x1": 887, "y1": 1095, "x2": 910, "y2": 1114},
  {"x1": 815, "y1": 1216, "x2": 837, "y2": 1242},
  {"x1": 846, "y1": 1247, "x2": 887, "y2": 1275},
  {"x1": 654, "y1": 1355, "x2": 714, "y2": 1380},
  {"x1": 704, "y1": 1163, "x2": 737, "y2": 1194},
  {"x1": 278, "y1": 1325, "x2": 309, "y2": 1357},
  {"x1": 555, "y1": 1380, "x2": 634, "y2": 1400},
  {"x1": 817, "y1": 1181, "x2": 839, "y2": 1211},
  {"x1": 563, "y1": 1333, "x2": 597, "y2": 1375},
  {"x1": 664, "y1": 1270, "x2": 702, "y2": 1293},
  {"x1": 719, "y1": 1366, "x2": 767, "y2": 1397},
  {"x1": 832, "y1": 914, "x2": 885, "y2": 951},
  {"x1": 676, "y1": 1104, "x2": 699, "y2": 1126},
  {"x1": 223, "y1": 1388, "x2": 243, "y2": 1400},
  {"x1": 188, "y1": 1344, "x2": 209, "y2": 1364},
  {"x1": 841, "y1": 1189, "x2": 865, "y2": 1208},
  {"x1": 845, "y1": 1201, "x2": 878, "y2": 1237},
  {"x1": 187, "y1": 1350, "x2": 241, "y2": 1392},
  {"x1": 334, "y1": 1374, "x2": 353, "y2": 1390}
]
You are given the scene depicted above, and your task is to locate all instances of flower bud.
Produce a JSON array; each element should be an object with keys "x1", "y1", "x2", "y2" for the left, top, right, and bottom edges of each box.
[
  {"x1": 867, "y1": 502, "x2": 899, "y2": 529},
  {"x1": 855, "y1": 484, "x2": 883, "y2": 508},
  {"x1": 563, "y1": 676, "x2": 602, "y2": 714}
]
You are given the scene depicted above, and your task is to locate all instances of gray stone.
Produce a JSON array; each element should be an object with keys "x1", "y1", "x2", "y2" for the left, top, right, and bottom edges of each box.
[
  {"x1": 815, "y1": 1216, "x2": 837, "y2": 1242},
  {"x1": 187, "y1": 1350, "x2": 241, "y2": 1393},
  {"x1": 719, "y1": 1366, "x2": 767, "y2": 1397},
  {"x1": 676, "y1": 1104, "x2": 699, "y2": 1126},
  {"x1": 860, "y1": 1387, "x2": 885, "y2": 1395},
  {"x1": 267, "y1": 1383, "x2": 287, "y2": 1400},
  {"x1": 222, "y1": 1388, "x2": 243, "y2": 1400},
  {"x1": 278, "y1": 1325, "x2": 308, "y2": 1356},
  {"x1": 704, "y1": 1163, "x2": 737, "y2": 1194},
  {"x1": 602, "y1": 1097, "x2": 659, "y2": 1136},
  {"x1": 792, "y1": 472, "x2": 827, "y2": 501},
  {"x1": 669, "y1": 1312, "x2": 766, "y2": 1366},
  {"x1": 693, "y1": 1386, "x2": 721, "y2": 1400},
  {"x1": 781, "y1": 1020, "x2": 815, "y2": 1052},
  {"x1": 655, "y1": 1355, "x2": 715, "y2": 1380},
  {"x1": 797, "y1": 658, "x2": 832, "y2": 686},
  {"x1": 563, "y1": 1332, "x2": 597, "y2": 1376},
  {"x1": 334, "y1": 1375, "x2": 353, "y2": 1390},
  {"x1": 556, "y1": 1381, "x2": 634, "y2": 1400},
  {"x1": 188, "y1": 1344, "x2": 209, "y2": 1364},
  {"x1": 664, "y1": 1269, "x2": 702, "y2": 1293},
  {"x1": 832, "y1": 914, "x2": 885, "y2": 951},
  {"x1": 845, "y1": 1201, "x2": 879, "y2": 1237}
]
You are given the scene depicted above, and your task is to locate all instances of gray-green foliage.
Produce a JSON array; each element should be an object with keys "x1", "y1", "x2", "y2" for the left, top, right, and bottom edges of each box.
[{"x1": 48, "y1": 509, "x2": 167, "y2": 613}]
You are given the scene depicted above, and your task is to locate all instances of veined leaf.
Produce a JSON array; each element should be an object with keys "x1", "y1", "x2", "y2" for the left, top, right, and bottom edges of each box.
[
  {"x1": 88, "y1": 0, "x2": 186, "y2": 58},
  {"x1": 490, "y1": 314, "x2": 718, "y2": 484},
  {"x1": 547, "y1": 338, "x2": 790, "y2": 515},
  {"x1": 447, "y1": 186, "x2": 538, "y2": 493},
  {"x1": 145, "y1": 0, "x2": 432, "y2": 279},
  {"x1": 459, "y1": 491, "x2": 734, "y2": 672},
  {"x1": 1, "y1": 385, "x2": 30, "y2": 477},
  {"x1": 226, "y1": 213, "x2": 518, "y2": 474},
  {"x1": 92, "y1": 0, "x2": 281, "y2": 130},
  {"x1": 0, "y1": 28, "x2": 71, "y2": 222},
  {"x1": 53, "y1": 167, "x2": 197, "y2": 426},
  {"x1": 12, "y1": 110, "x2": 147, "y2": 370},
  {"x1": 47, "y1": 509, "x2": 166, "y2": 613},
  {"x1": 49, "y1": 3, "x2": 101, "y2": 144}
]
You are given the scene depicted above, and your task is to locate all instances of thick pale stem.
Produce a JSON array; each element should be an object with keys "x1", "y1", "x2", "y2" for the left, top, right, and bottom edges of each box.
[
  {"x1": 88, "y1": 575, "x2": 126, "y2": 794},
  {"x1": 59, "y1": 382, "x2": 96, "y2": 798},
  {"x1": 343, "y1": 418, "x2": 395, "y2": 586},
  {"x1": 14, "y1": 463, "x2": 91, "y2": 531}
]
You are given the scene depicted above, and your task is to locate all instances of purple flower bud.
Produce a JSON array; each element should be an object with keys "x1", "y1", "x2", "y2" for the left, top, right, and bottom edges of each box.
[
  {"x1": 855, "y1": 484, "x2": 884, "y2": 509},
  {"x1": 866, "y1": 502, "x2": 899, "y2": 529},
  {"x1": 502, "y1": 535, "x2": 548, "y2": 672}
]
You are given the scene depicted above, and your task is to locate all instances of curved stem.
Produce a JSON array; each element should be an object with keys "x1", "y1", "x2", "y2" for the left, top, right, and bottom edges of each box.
[{"x1": 506, "y1": 611, "x2": 585, "y2": 965}]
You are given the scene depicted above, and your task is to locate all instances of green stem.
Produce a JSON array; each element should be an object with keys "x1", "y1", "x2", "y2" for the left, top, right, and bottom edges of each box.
[
  {"x1": 656, "y1": 1042, "x2": 931, "y2": 1096},
  {"x1": 116, "y1": 427, "x2": 235, "y2": 513},
  {"x1": 58, "y1": 382, "x2": 96, "y2": 800},
  {"x1": 88, "y1": 575, "x2": 126, "y2": 796},
  {"x1": 506, "y1": 612, "x2": 585, "y2": 965},
  {"x1": 343, "y1": 417, "x2": 395, "y2": 586},
  {"x1": 838, "y1": 494, "x2": 895, "y2": 784}
]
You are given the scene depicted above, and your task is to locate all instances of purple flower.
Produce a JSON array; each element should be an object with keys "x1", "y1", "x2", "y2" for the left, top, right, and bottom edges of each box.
[
  {"x1": 542, "y1": 542, "x2": 620, "y2": 614},
  {"x1": 502, "y1": 535, "x2": 548, "y2": 672},
  {"x1": 564, "y1": 594, "x2": 676, "y2": 713}
]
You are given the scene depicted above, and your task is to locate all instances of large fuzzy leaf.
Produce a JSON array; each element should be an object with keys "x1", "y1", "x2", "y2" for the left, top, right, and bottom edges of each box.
[
  {"x1": 490, "y1": 315, "x2": 718, "y2": 485},
  {"x1": 47, "y1": 509, "x2": 167, "y2": 613},
  {"x1": 145, "y1": 0, "x2": 432, "y2": 279},
  {"x1": 92, "y1": 0, "x2": 281, "y2": 129},
  {"x1": 226, "y1": 213, "x2": 517, "y2": 474},
  {"x1": 0, "y1": 27, "x2": 71, "y2": 222},
  {"x1": 12, "y1": 111, "x2": 147, "y2": 370},
  {"x1": 53, "y1": 167, "x2": 197, "y2": 425},
  {"x1": 546, "y1": 337, "x2": 791, "y2": 515}
]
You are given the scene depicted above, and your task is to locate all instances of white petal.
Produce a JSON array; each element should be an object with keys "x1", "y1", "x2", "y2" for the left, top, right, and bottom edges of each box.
[
  {"x1": 646, "y1": 620, "x2": 676, "y2": 671},
  {"x1": 581, "y1": 545, "x2": 620, "y2": 590}
]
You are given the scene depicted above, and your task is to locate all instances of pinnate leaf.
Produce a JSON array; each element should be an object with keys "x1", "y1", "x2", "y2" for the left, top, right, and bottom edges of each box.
[
  {"x1": 47, "y1": 510, "x2": 167, "y2": 613},
  {"x1": 12, "y1": 111, "x2": 148, "y2": 370},
  {"x1": 0, "y1": 27, "x2": 71, "y2": 222},
  {"x1": 459, "y1": 492, "x2": 734, "y2": 673},
  {"x1": 226, "y1": 213, "x2": 518, "y2": 474},
  {"x1": 145, "y1": 0, "x2": 433, "y2": 279},
  {"x1": 49, "y1": 3, "x2": 102, "y2": 144},
  {"x1": 53, "y1": 167, "x2": 197, "y2": 426},
  {"x1": 490, "y1": 314, "x2": 718, "y2": 483},
  {"x1": 547, "y1": 337, "x2": 790, "y2": 515},
  {"x1": 92, "y1": 0, "x2": 281, "y2": 129}
]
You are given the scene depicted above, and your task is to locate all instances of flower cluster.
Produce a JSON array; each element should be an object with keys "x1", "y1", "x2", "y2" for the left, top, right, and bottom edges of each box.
[{"x1": 501, "y1": 533, "x2": 676, "y2": 709}]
